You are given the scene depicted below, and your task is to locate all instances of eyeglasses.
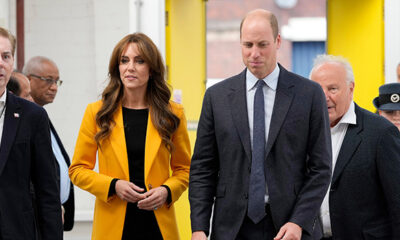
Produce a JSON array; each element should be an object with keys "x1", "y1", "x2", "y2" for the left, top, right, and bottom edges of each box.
[{"x1": 30, "y1": 74, "x2": 63, "y2": 87}]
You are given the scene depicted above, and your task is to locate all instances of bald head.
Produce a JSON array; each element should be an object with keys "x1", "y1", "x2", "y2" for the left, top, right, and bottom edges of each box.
[
  {"x1": 23, "y1": 56, "x2": 58, "y2": 77},
  {"x1": 23, "y1": 56, "x2": 60, "y2": 106},
  {"x1": 11, "y1": 72, "x2": 33, "y2": 101},
  {"x1": 240, "y1": 9, "x2": 281, "y2": 79},
  {"x1": 397, "y1": 63, "x2": 400, "y2": 82},
  {"x1": 240, "y1": 9, "x2": 279, "y2": 40}
]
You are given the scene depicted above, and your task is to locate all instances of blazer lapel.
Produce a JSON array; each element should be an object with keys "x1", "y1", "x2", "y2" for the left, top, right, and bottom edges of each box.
[
  {"x1": 229, "y1": 70, "x2": 252, "y2": 162},
  {"x1": 109, "y1": 106, "x2": 130, "y2": 178},
  {"x1": 0, "y1": 92, "x2": 21, "y2": 176},
  {"x1": 331, "y1": 104, "x2": 363, "y2": 186},
  {"x1": 265, "y1": 65, "x2": 295, "y2": 161},
  {"x1": 144, "y1": 109, "x2": 161, "y2": 180}
]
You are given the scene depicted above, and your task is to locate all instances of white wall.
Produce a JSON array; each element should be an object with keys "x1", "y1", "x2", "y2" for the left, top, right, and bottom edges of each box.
[
  {"x1": 0, "y1": 0, "x2": 10, "y2": 29},
  {"x1": 4, "y1": 0, "x2": 166, "y2": 226},
  {"x1": 385, "y1": 0, "x2": 400, "y2": 83},
  {"x1": 129, "y1": 0, "x2": 166, "y2": 58},
  {"x1": 21, "y1": 0, "x2": 130, "y2": 221}
]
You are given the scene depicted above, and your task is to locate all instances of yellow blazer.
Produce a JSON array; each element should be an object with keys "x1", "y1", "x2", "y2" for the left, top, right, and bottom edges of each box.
[{"x1": 69, "y1": 100, "x2": 191, "y2": 240}]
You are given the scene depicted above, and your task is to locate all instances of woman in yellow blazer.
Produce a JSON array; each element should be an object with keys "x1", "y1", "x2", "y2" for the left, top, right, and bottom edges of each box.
[{"x1": 69, "y1": 33, "x2": 191, "y2": 240}]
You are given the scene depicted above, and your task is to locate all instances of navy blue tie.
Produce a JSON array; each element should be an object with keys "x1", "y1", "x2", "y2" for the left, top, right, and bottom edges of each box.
[{"x1": 247, "y1": 80, "x2": 266, "y2": 224}]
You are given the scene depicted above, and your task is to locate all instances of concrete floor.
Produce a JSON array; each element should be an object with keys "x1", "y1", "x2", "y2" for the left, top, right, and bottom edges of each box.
[{"x1": 64, "y1": 221, "x2": 93, "y2": 240}]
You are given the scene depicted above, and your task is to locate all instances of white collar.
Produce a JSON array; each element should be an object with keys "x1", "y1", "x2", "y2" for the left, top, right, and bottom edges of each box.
[
  {"x1": 0, "y1": 90, "x2": 7, "y2": 104},
  {"x1": 331, "y1": 101, "x2": 357, "y2": 130},
  {"x1": 246, "y1": 64, "x2": 280, "y2": 91}
]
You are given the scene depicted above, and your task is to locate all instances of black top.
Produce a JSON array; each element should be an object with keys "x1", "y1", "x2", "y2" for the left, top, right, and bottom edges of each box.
[{"x1": 120, "y1": 107, "x2": 163, "y2": 240}]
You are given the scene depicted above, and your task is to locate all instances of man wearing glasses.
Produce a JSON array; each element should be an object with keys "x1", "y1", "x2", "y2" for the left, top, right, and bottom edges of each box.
[{"x1": 23, "y1": 56, "x2": 75, "y2": 232}]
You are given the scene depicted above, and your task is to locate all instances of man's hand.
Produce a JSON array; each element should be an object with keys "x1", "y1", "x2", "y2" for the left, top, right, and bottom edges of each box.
[
  {"x1": 115, "y1": 180, "x2": 146, "y2": 203},
  {"x1": 274, "y1": 222, "x2": 302, "y2": 240},
  {"x1": 191, "y1": 231, "x2": 207, "y2": 240}
]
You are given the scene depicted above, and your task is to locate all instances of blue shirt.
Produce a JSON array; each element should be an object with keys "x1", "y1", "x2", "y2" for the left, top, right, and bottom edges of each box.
[
  {"x1": 51, "y1": 130, "x2": 71, "y2": 204},
  {"x1": 246, "y1": 64, "x2": 280, "y2": 203},
  {"x1": 246, "y1": 64, "x2": 279, "y2": 148}
]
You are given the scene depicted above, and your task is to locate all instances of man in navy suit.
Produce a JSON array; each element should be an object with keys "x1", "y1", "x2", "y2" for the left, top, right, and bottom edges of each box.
[
  {"x1": 310, "y1": 54, "x2": 400, "y2": 239},
  {"x1": 0, "y1": 27, "x2": 62, "y2": 240},
  {"x1": 189, "y1": 9, "x2": 332, "y2": 240},
  {"x1": 24, "y1": 56, "x2": 75, "y2": 231}
]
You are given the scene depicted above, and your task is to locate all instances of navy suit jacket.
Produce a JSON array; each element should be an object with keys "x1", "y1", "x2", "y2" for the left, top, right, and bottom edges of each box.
[
  {"x1": 49, "y1": 121, "x2": 74, "y2": 231},
  {"x1": 189, "y1": 65, "x2": 332, "y2": 240},
  {"x1": 329, "y1": 104, "x2": 400, "y2": 239},
  {"x1": 0, "y1": 92, "x2": 62, "y2": 240}
]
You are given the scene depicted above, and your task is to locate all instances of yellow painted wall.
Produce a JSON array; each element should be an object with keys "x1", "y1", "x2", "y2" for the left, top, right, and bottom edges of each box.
[
  {"x1": 327, "y1": 0, "x2": 384, "y2": 111},
  {"x1": 165, "y1": 0, "x2": 206, "y2": 239}
]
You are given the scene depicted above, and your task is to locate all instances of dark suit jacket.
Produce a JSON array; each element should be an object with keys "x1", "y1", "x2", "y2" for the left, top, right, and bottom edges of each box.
[
  {"x1": 49, "y1": 121, "x2": 75, "y2": 231},
  {"x1": 329, "y1": 104, "x2": 400, "y2": 240},
  {"x1": 189, "y1": 65, "x2": 332, "y2": 240},
  {"x1": 0, "y1": 92, "x2": 62, "y2": 240}
]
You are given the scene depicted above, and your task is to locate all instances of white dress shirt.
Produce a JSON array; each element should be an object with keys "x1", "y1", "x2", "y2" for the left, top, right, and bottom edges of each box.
[
  {"x1": 50, "y1": 130, "x2": 71, "y2": 204},
  {"x1": 0, "y1": 91, "x2": 7, "y2": 147},
  {"x1": 246, "y1": 64, "x2": 279, "y2": 203},
  {"x1": 320, "y1": 101, "x2": 357, "y2": 237}
]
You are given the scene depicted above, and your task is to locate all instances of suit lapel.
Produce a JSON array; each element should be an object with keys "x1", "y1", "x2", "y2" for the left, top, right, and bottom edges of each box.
[
  {"x1": 144, "y1": 109, "x2": 161, "y2": 180},
  {"x1": 265, "y1": 65, "x2": 294, "y2": 160},
  {"x1": 331, "y1": 104, "x2": 363, "y2": 185},
  {"x1": 229, "y1": 70, "x2": 252, "y2": 162},
  {"x1": 0, "y1": 92, "x2": 21, "y2": 176},
  {"x1": 109, "y1": 105, "x2": 130, "y2": 178}
]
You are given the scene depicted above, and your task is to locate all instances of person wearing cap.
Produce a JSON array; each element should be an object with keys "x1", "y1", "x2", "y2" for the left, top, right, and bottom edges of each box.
[
  {"x1": 310, "y1": 54, "x2": 400, "y2": 239},
  {"x1": 373, "y1": 83, "x2": 400, "y2": 131}
]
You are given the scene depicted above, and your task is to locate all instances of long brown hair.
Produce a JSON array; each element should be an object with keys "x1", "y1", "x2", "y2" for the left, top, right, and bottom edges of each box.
[{"x1": 95, "y1": 33, "x2": 179, "y2": 152}]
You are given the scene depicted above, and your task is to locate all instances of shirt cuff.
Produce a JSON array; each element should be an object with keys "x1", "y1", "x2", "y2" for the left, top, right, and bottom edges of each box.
[
  {"x1": 160, "y1": 185, "x2": 172, "y2": 204},
  {"x1": 108, "y1": 178, "x2": 119, "y2": 197}
]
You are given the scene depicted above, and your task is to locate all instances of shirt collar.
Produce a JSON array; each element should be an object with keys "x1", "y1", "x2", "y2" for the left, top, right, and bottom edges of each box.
[
  {"x1": 0, "y1": 90, "x2": 7, "y2": 104},
  {"x1": 246, "y1": 64, "x2": 280, "y2": 91},
  {"x1": 332, "y1": 101, "x2": 357, "y2": 130}
]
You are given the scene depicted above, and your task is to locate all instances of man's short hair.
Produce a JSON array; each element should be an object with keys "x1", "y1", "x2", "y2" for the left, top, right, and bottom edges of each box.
[
  {"x1": 310, "y1": 54, "x2": 355, "y2": 85},
  {"x1": 239, "y1": 11, "x2": 279, "y2": 40},
  {"x1": 7, "y1": 75, "x2": 21, "y2": 96},
  {"x1": 23, "y1": 56, "x2": 57, "y2": 76},
  {"x1": 0, "y1": 27, "x2": 16, "y2": 56}
]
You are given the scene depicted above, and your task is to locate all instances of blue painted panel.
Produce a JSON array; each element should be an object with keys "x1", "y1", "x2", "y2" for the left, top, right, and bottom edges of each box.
[{"x1": 292, "y1": 41, "x2": 326, "y2": 78}]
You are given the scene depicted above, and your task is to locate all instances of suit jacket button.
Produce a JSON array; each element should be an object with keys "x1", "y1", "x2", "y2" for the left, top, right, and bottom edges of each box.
[
  {"x1": 330, "y1": 188, "x2": 335, "y2": 192},
  {"x1": 248, "y1": 166, "x2": 251, "y2": 173},
  {"x1": 243, "y1": 193, "x2": 248, "y2": 199}
]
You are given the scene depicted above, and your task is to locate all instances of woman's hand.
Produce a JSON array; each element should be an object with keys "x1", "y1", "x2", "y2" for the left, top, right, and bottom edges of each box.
[
  {"x1": 137, "y1": 187, "x2": 168, "y2": 211},
  {"x1": 115, "y1": 180, "x2": 146, "y2": 203}
]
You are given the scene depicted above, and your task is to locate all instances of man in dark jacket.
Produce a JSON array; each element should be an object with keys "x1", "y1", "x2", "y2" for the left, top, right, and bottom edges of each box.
[
  {"x1": 311, "y1": 54, "x2": 400, "y2": 240},
  {"x1": 0, "y1": 26, "x2": 62, "y2": 240}
]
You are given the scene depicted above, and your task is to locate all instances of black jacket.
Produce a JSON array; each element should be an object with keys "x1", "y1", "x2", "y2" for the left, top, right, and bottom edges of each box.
[{"x1": 329, "y1": 104, "x2": 400, "y2": 239}]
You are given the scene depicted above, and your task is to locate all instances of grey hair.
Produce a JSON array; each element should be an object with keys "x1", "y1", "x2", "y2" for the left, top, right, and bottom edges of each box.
[
  {"x1": 23, "y1": 56, "x2": 58, "y2": 76},
  {"x1": 310, "y1": 54, "x2": 354, "y2": 85}
]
